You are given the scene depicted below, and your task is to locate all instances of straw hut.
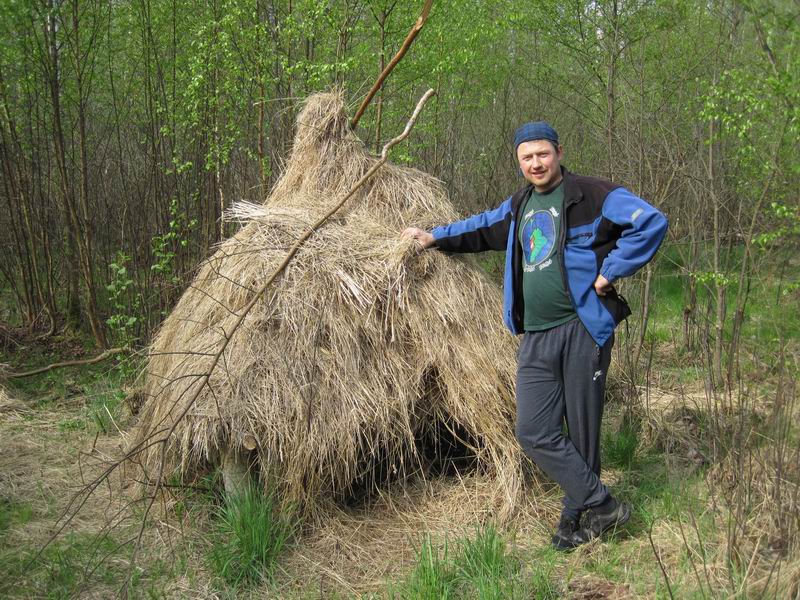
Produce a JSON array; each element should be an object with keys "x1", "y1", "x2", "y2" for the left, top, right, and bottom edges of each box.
[{"x1": 132, "y1": 90, "x2": 526, "y2": 519}]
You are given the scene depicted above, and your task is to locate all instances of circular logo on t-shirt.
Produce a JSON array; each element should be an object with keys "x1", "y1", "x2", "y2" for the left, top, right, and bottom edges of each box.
[{"x1": 521, "y1": 210, "x2": 556, "y2": 267}]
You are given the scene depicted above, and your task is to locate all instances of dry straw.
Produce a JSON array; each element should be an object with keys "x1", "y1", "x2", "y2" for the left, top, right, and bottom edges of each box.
[{"x1": 132, "y1": 90, "x2": 528, "y2": 520}]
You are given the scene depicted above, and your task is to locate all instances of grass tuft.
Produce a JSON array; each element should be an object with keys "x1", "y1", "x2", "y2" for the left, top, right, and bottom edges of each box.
[
  {"x1": 456, "y1": 524, "x2": 518, "y2": 599},
  {"x1": 208, "y1": 482, "x2": 297, "y2": 588},
  {"x1": 393, "y1": 535, "x2": 455, "y2": 599},
  {"x1": 390, "y1": 525, "x2": 559, "y2": 599}
]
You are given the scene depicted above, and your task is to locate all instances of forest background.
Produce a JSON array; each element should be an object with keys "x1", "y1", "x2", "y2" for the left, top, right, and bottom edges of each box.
[
  {"x1": 1, "y1": 0, "x2": 797, "y2": 366},
  {"x1": 0, "y1": 0, "x2": 798, "y2": 598}
]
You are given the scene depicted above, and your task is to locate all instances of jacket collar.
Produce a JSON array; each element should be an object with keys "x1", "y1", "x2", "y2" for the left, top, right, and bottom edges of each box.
[{"x1": 511, "y1": 165, "x2": 581, "y2": 212}]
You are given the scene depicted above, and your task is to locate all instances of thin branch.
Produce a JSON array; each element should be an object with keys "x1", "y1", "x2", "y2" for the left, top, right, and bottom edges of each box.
[{"x1": 648, "y1": 519, "x2": 675, "y2": 600}]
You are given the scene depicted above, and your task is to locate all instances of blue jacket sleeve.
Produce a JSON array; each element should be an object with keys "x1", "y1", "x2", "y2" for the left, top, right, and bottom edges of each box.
[
  {"x1": 599, "y1": 188, "x2": 668, "y2": 282},
  {"x1": 431, "y1": 197, "x2": 513, "y2": 253}
]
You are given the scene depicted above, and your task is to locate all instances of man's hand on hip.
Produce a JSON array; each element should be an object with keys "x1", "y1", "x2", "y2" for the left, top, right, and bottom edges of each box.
[
  {"x1": 402, "y1": 227, "x2": 435, "y2": 250},
  {"x1": 594, "y1": 274, "x2": 613, "y2": 296}
]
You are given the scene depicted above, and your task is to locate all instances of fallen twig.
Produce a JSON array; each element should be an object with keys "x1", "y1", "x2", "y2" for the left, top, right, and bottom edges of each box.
[{"x1": 2, "y1": 347, "x2": 126, "y2": 379}]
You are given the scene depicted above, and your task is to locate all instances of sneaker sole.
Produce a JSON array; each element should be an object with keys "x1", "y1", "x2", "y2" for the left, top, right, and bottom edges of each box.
[{"x1": 551, "y1": 534, "x2": 582, "y2": 552}]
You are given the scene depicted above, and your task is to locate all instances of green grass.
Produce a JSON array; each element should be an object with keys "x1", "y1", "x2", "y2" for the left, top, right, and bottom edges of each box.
[
  {"x1": 389, "y1": 525, "x2": 558, "y2": 599},
  {"x1": 0, "y1": 332, "x2": 176, "y2": 599},
  {"x1": 392, "y1": 535, "x2": 456, "y2": 599},
  {"x1": 565, "y1": 410, "x2": 714, "y2": 594},
  {"x1": 0, "y1": 498, "x2": 34, "y2": 536},
  {"x1": 456, "y1": 525, "x2": 517, "y2": 596},
  {"x1": 57, "y1": 381, "x2": 128, "y2": 435},
  {"x1": 651, "y1": 246, "x2": 799, "y2": 350},
  {"x1": 602, "y1": 415, "x2": 640, "y2": 470},
  {"x1": 208, "y1": 482, "x2": 298, "y2": 588},
  {"x1": 0, "y1": 494, "x2": 179, "y2": 599},
  {"x1": 0, "y1": 532, "x2": 125, "y2": 599},
  {"x1": 615, "y1": 452, "x2": 708, "y2": 538},
  {"x1": 0, "y1": 531, "x2": 180, "y2": 599},
  {"x1": 600, "y1": 401, "x2": 709, "y2": 528}
]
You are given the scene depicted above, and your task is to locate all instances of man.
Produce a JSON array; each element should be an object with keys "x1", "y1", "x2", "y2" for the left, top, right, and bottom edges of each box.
[{"x1": 402, "y1": 122, "x2": 668, "y2": 550}]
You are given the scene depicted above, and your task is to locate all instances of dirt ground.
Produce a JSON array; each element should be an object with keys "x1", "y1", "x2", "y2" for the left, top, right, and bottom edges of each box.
[{"x1": 1, "y1": 378, "x2": 795, "y2": 599}]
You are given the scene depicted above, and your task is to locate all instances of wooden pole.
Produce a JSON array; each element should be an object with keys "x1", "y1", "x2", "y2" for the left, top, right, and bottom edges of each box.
[{"x1": 350, "y1": 0, "x2": 433, "y2": 129}]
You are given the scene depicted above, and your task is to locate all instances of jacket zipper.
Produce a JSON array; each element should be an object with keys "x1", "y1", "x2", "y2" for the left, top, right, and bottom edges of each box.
[
  {"x1": 510, "y1": 186, "x2": 530, "y2": 331},
  {"x1": 557, "y1": 185, "x2": 578, "y2": 311}
]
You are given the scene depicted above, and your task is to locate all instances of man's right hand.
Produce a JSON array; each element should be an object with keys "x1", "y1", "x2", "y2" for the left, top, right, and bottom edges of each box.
[{"x1": 401, "y1": 227, "x2": 436, "y2": 250}]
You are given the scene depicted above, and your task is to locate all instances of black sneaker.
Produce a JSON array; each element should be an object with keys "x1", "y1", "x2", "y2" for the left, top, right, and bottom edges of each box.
[
  {"x1": 551, "y1": 514, "x2": 582, "y2": 551},
  {"x1": 573, "y1": 498, "x2": 631, "y2": 544}
]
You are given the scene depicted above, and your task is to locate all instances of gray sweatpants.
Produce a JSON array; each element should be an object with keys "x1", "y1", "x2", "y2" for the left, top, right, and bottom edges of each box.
[{"x1": 515, "y1": 318, "x2": 613, "y2": 520}]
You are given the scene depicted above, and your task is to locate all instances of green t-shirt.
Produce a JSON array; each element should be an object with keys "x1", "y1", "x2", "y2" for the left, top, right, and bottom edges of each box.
[{"x1": 517, "y1": 182, "x2": 577, "y2": 331}]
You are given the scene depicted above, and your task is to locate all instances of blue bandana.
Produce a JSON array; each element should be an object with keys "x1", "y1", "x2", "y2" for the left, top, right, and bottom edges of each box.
[{"x1": 513, "y1": 122, "x2": 559, "y2": 150}]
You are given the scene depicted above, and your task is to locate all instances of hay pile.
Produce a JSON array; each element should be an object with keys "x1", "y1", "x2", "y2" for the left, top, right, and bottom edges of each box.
[{"x1": 133, "y1": 90, "x2": 526, "y2": 517}]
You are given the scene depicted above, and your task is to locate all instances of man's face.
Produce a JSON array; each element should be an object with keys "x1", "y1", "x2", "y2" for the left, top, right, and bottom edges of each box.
[{"x1": 516, "y1": 139, "x2": 563, "y2": 192}]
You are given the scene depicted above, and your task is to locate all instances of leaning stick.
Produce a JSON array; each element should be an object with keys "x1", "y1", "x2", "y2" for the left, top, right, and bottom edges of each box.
[
  {"x1": 123, "y1": 89, "x2": 437, "y2": 589},
  {"x1": 350, "y1": 0, "x2": 433, "y2": 129}
]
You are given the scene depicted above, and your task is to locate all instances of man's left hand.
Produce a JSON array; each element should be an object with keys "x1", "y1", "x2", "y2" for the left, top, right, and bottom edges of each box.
[{"x1": 594, "y1": 274, "x2": 613, "y2": 296}]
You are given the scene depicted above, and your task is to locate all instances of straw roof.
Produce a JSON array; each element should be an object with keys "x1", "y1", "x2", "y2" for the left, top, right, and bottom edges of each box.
[{"x1": 132, "y1": 90, "x2": 526, "y2": 518}]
